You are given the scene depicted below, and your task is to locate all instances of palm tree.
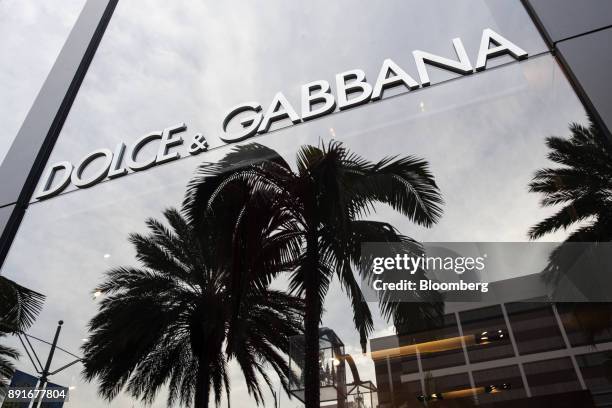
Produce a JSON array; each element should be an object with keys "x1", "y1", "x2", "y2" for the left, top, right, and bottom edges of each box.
[
  {"x1": 529, "y1": 119, "x2": 612, "y2": 345},
  {"x1": 81, "y1": 208, "x2": 304, "y2": 407},
  {"x1": 529, "y1": 118, "x2": 612, "y2": 243},
  {"x1": 184, "y1": 141, "x2": 444, "y2": 408},
  {"x1": 0, "y1": 276, "x2": 45, "y2": 397}
]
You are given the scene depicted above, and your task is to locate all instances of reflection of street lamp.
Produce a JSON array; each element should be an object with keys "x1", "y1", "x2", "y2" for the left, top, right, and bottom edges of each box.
[{"x1": 476, "y1": 329, "x2": 506, "y2": 345}]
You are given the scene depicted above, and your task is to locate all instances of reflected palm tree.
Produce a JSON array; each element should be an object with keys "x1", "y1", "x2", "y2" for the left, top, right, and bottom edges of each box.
[
  {"x1": 82, "y1": 208, "x2": 303, "y2": 408},
  {"x1": 529, "y1": 119, "x2": 612, "y2": 344},
  {"x1": 184, "y1": 141, "x2": 444, "y2": 408},
  {"x1": 529, "y1": 118, "x2": 612, "y2": 243},
  {"x1": 0, "y1": 276, "x2": 45, "y2": 332},
  {"x1": 0, "y1": 336, "x2": 19, "y2": 396},
  {"x1": 0, "y1": 276, "x2": 45, "y2": 397}
]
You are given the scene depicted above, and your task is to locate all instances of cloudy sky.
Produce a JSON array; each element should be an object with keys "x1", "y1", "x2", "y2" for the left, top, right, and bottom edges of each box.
[{"x1": 0, "y1": 1, "x2": 588, "y2": 407}]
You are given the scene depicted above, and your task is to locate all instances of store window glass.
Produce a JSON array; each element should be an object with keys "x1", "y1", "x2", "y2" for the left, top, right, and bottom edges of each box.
[
  {"x1": 505, "y1": 302, "x2": 566, "y2": 355},
  {"x1": 0, "y1": 0, "x2": 594, "y2": 405},
  {"x1": 523, "y1": 357, "x2": 581, "y2": 397},
  {"x1": 0, "y1": 0, "x2": 85, "y2": 166},
  {"x1": 32, "y1": 0, "x2": 549, "y2": 200},
  {"x1": 1, "y1": 52, "x2": 591, "y2": 407},
  {"x1": 0, "y1": 52, "x2": 589, "y2": 408}
]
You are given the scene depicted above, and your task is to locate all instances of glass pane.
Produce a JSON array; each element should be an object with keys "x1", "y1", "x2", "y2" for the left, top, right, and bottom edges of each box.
[
  {"x1": 0, "y1": 1, "x2": 595, "y2": 405},
  {"x1": 1, "y1": 52, "x2": 589, "y2": 408},
  {"x1": 505, "y1": 302, "x2": 566, "y2": 355},
  {"x1": 460, "y1": 306, "x2": 515, "y2": 363},
  {"x1": 473, "y1": 365, "x2": 526, "y2": 404},
  {"x1": 423, "y1": 372, "x2": 472, "y2": 399},
  {"x1": 0, "y1": 0, "x2": 86, "y2": 166},
  {"x1": 394, "y1": 379, "x2": 421, "y2": 408},
  {"x1": 557, "y1": 303, "x2": 612, "y2": 347},
  {"x1": 523, "y1": 357, "x2": 581, "y2": 397},
  {"x1": 416, "y1": 314, "x2": 465, "y2": 371},
  {"x1": 576, "y1": 351, "x2": 612, "y2": 406},
  {"x1": 32, "y1": 0, "x2": 549, "y2": 199}
]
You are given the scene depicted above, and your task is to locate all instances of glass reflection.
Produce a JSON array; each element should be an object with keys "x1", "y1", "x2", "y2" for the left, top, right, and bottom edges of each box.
[
  {"x1": 0, "y1": 276, "x2": 45, "y2": 401},
  {"x1": 0, "y1": 51, "x2": 595, "y2": 408},
  {"x1": 35, "y1": 0, "x2": 548, "y2": 195},
  {"x1": 0, "y1": 0, "x2": 85, "y2": 166},
  {"x1": 81, "y1": 208, "x2": 303, "y2": 407}
]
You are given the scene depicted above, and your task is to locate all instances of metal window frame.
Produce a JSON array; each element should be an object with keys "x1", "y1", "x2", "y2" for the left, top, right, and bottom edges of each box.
[
  {"x1": 521, "y1": 0, "x2": 612, "y2": 143},
  {"x1": 0, "y1": 0, "x2": 119, "y2": 269}
]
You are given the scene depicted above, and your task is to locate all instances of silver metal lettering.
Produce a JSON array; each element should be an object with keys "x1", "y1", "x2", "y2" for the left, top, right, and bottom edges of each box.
[
  {"x1": 475, "y1": 28, "x2": 528, "y2": 71},
  {"x1": 156, "y1": 123, "x2": 187, "y2": 164},
  {"x1": 108, "y1": 142, "x2": 127, "y2": 179},
  {"x1": 127, "y1": 132, "x2": 162, "y2": 171},
  {"x1": 371, "y1": 58, "x2": 419, "y2": 100},
  {"x1": 220, "y1": 102, "x2": 263, "y2": 143},
  {"x1": 36, "y1": 161, "x2": 74, "y2": 200},
  {"x1": 336, "y1": 69, "x2": 373, "y2": 110},
  {"x1": 258, "y1": 92, "x2": 301, "y2": 134},
  {"x1": 301, "y1": 80, "x2": 336, "y2": 121},
  {"x1": 413, "y1": 38, "x2": 473, "y2": 86},
  {"x1": 71, "y1": 148, "x2": 113, "y2": 188}
]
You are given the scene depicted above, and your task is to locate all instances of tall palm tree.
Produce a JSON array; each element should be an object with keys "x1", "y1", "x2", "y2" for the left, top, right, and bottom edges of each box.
[
  {"x1": 184, "y1": 141, "x2": 444, "y2": 408},
  {"x1": 81, "y1": 208, "x2": 304, "y2": 408},
  {"x1": 0, "y1": 276, "x2": 45, "y2": 397}
]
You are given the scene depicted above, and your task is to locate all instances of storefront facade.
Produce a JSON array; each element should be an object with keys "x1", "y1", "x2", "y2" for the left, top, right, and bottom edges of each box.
[{"x1": 1, "y1": 1, "x2": 612, "y2": 407}]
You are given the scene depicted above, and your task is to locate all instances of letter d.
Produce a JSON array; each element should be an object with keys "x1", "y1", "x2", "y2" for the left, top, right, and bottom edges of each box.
[{"x1": 36, "y1": 161, "x2": 74, "y2": 200}]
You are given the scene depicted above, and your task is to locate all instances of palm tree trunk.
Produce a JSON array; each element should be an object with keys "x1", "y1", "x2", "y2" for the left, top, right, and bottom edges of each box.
[
  {"x1": 195, "y1": 354, "x2": 210, "y2": 408},
  {"x1": 304, "y1": 230, "x2": 321, "y2": 408}
]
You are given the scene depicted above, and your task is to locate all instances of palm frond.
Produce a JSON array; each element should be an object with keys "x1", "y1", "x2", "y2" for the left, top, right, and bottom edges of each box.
[{"x1": 0, "y1": 276, "x2": 45, "y2": 333}]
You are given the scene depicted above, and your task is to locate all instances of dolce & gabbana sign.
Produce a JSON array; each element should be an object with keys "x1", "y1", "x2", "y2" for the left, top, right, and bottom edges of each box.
[{"x1": 37, "y1": 28, "x2": 527, "y2": 200}]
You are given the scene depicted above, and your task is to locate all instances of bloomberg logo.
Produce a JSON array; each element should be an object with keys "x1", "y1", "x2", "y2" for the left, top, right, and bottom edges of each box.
[{"x1": 36, "y1": 28, "x2": 526, "y2": 200}]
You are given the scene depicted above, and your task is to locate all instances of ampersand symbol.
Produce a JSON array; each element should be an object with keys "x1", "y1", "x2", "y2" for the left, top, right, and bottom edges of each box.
[{"x1": 189, "y1": 133, "x2": 209, "y2": 155}]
